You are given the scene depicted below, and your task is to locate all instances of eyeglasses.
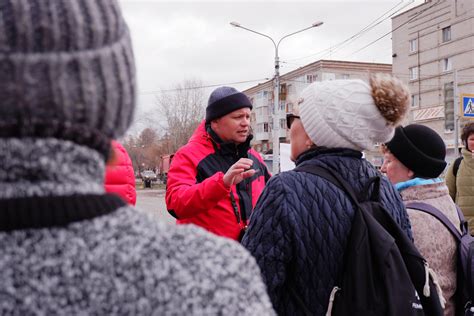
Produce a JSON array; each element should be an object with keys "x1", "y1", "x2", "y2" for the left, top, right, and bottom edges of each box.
[{"x1": 286, "y1": 113, "x2": 300, "y2": 129}]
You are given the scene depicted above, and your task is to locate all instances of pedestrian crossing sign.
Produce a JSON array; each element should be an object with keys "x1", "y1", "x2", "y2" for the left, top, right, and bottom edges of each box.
[{"x1": 461, "y1": 94, "x2": 474, "y2": 118}]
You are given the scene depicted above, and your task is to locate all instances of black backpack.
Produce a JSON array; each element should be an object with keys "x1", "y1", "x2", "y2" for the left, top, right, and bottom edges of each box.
[
  {"x1": 407, "y1": 202, "x2": 474, "y2": 316},
  {"x1": 453, "y1": 156, "x2": 463, "y2": 177},
  {"x1": 293, "y1": 164, "x2": 444, "y2": 316}
]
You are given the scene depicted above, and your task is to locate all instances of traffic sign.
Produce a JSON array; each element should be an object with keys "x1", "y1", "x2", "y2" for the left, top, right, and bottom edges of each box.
[{"x1": 461, "y1": 94, "x2": 474, "y2": 119}]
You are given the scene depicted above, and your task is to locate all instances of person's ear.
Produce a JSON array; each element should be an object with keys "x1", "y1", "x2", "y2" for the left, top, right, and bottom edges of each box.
[
  {"x1": 305, "y1": 138, "x2": 315, "y2": 149},
  {"x1": 210, "y1": 118, "x2": 219, "y2": 128},
  {"x1": 407, "y1": 169, "x2": 415, "y2": 179}
]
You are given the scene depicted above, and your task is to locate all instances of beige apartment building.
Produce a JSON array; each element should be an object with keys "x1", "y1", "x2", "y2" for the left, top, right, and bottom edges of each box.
[
  {"x1": 392, "y1": 0, "x2": 474, "y2": 161},
  {"x1": 243, "y1": 59, "x2": 391, "y2": 167}
]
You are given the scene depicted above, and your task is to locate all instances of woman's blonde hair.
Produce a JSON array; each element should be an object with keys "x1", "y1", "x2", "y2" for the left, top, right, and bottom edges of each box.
[{"x1": 370, "y1": 73, "x2": 410, "y2": 126}]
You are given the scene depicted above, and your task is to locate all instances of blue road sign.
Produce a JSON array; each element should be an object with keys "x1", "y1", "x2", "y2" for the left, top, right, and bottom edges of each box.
[{"x1": 461, "y1": 94, "x2": 474, "y2": 118}]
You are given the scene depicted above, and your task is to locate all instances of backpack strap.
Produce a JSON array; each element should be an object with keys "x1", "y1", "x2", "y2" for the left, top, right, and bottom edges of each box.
[
  {"x1": 453, "y1": 156, "x2": 463, "y2": 177},
  {"x1": 406, "y1": 202, "x2": 462, "y2": 241},
  {"x1": 454, "y1": 205, "x2": 470, "y2": 236},
  {"x1": 358, "y1": 176, "x2": 381, "y2": 202},
  {"x1": 295, "y1": 164, "x2": 363, "y2": 206}
]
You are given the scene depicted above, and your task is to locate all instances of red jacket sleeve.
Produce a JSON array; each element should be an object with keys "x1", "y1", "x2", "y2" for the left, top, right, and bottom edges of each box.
[
  {"x1": 165, "y1": 148, "x2": 230, "y2": 219},
  {"x1": 104, "y1": 141, "x2": 137, "y2": 205}
]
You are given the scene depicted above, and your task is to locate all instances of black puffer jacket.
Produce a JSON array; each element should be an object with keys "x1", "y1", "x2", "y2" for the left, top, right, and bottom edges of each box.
[{"x1": 242, "y1": 147, "x2": 412, "y2": 315}]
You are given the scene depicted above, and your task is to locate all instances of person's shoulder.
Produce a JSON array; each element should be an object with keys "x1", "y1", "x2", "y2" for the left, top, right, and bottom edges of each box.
[
  {"x1": 265, "y1": 168, "x2": 331, "y2": 201},
  {"x1": 68, "y1": 206, "x2": 274, "y2": 314},
  {"x1": 175, "y1": 135, "x2": 212, "y2": 159},
  {"x1": 101, "y1": 206, "x2": 257, "y2": 269},
  {"x1": 265, "y1": 170, "x2": 297, "y2": 189}
]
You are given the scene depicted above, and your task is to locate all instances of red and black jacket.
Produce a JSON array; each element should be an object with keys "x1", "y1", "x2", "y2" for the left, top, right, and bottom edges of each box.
[{"x1": 166, "y1": 121, "x2": 271, "y2": 240}]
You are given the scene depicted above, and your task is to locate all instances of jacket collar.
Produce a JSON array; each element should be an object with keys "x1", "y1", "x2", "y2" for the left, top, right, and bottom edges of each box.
[
  {"x1": 205, "y1": 123, "x2": 253, "y2": 158},
  {"x1": 461, "y1": 148, "x2": 474, "y2": 166},
  {"x1": 399, "y1": 181, "x2": 449, "y2": 202},
  {"x1": 295, "y1": 147, "x2": 362, "y2": 166}
]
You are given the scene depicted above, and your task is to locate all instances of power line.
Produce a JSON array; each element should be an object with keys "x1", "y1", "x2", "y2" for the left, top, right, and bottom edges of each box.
[
  {"x1": 317, "y1": 1, "x2": 413, "y2": 61},
  {"x1": 285, "y1": 0, "x2": 410, "y2": 64},
  {"x1": 138, "y1": 78, "x2": 270, "y2": 95},
  {"x1": 346, "y1": 0, "x2": 441, "y2": 58}
]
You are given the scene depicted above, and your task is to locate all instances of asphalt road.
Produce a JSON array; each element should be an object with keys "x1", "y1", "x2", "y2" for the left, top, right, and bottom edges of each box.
[{"x1": 135, "y1": 188, "x2": 175, "y2": 225}]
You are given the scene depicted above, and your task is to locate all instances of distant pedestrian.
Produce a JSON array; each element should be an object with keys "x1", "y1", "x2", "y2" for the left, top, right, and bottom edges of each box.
[
  {"x1": 445, "y1": 122, "x2": 474, "y2": 234},
  {"x1": 242, "y1": 75, "x2": 412, "y2": 315},
  {"x1": 104, "y1": 141, "x2": 137, "y2": 205},
  {"x1": 166, "y1": 86, "x2": 271, "y2": 241},
  {"x1": 382, "y1": 124, "x2": 458, "y2": 315},
  {"x1": 0, "y1": 1, "x2": 274, "y2": 314}
]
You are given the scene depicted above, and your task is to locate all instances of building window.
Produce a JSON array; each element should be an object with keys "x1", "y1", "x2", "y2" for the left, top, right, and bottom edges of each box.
[
  {"x1": 280, "y1": 119, "x2": 286, "y2": 130},
  {"x1": 442, "y1": 26, "x2": 451, "y2": 42},
  {"x1": 306, "y1": 74, "x2": 317, "y2": 83},
  {"x1": 409, "y1": 39, "x2": 417, "y2": 53},
  {"x1": 409, "y1": 67, "x2": 418, "y2": 80},
  {"x1": 443, "y1": 57, "x2": 452, "y2": 72},
  {"x1": 263, "y1": 123, "x2": 269, "y2": 133},
  {"x1": 278, "y1": 101, "x2": 285, "y2": 111},
  {"x1": 342, "y1": 74, "x2": 350, "y2": 79},
  {"x1": 411, "y1": 95, "x2": 419, "y2": 107}
]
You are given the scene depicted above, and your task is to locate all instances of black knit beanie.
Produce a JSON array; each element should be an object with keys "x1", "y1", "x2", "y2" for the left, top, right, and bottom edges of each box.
[
  {"x1": 206, "y1": 87, "x2": 252, "y2": 123},
  {"x1": 386, "y1": 124, "x2": 447, "y2": 178},
  {"x1": 0, "y1": 0, "x2": 135, "y2": 159}
]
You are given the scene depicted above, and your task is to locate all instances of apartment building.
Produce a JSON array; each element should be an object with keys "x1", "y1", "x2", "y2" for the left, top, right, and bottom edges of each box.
[
  {"x1": 392, "y1": 0, "x2": 474, "y2": 161},
  {"x1": 243, "y1": 59, "x2": 391, "y2": 167}
]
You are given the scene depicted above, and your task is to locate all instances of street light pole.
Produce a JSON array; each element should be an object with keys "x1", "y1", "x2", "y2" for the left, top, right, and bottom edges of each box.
[{"x1": 230, "y1": 21, "x2": 323, "y2": 174}]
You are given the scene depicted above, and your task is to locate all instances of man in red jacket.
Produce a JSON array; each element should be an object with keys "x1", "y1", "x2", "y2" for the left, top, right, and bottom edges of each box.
[{"x1": 166, "y1": 86, "x2": 271, "y2": 241}]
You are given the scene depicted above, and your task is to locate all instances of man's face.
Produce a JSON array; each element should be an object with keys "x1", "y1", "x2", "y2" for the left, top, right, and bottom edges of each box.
[{"x1": 211, "y1": 108, "x2": 251, "y2": 144}]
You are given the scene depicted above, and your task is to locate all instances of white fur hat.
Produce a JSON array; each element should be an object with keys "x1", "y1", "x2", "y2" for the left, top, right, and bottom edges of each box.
[{"x1": 298, "y1": 78, "x2": 409, "y2": 151}]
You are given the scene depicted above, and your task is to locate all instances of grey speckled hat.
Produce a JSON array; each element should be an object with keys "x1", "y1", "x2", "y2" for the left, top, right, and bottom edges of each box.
[
  {"x1": 206, "y1": 86, "x2": 252, "y2": 123},
  {"x1": 0, "y1": 0, "x2": 135, "y2": 158}
]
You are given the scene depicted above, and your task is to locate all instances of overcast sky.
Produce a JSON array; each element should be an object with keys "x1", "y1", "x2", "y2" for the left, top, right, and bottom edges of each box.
[{"x1": 118, "y1": 0, "x2": 425, "y2": 133}]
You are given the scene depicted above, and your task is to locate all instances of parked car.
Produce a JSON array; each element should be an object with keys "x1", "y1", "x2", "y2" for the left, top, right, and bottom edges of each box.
[
  {"x1": 141, "y1": 170, "x2": 157, "y2": 188},
  {"x1": 158, "y1": 153, "x2": 174, "y2": 185}
]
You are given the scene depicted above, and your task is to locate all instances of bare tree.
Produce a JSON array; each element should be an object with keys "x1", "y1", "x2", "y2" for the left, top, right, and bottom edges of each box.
[
  {"x1": 156, "y1": 79, "x2": 206, "y2": 153},
  {"x1": 123, "y1": 129, "x2": 162, "y2": 172}
]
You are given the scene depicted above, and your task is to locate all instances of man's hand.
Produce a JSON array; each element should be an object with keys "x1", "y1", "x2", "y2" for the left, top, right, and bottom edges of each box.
[{"x1": 223, "y1": 158, "x2": 256, "y2": 188}]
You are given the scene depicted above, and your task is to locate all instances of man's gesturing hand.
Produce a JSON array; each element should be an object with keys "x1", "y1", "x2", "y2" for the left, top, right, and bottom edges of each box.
[{"x1": 223, "y1": 158, "x2": 256, "y2": 188}]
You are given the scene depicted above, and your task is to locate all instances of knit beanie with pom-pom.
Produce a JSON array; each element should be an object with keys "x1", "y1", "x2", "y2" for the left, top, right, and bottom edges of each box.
[{"x1": 298, "y1": 74, "x2": 410, "y2": 151}]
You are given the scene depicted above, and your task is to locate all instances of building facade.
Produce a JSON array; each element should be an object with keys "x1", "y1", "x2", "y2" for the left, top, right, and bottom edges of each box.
[
  {"x1": 243, "y1": 59, "x2": 391, "y2": 167},
  {"x1": 392, "y1": 0, "x2": 474, "y2": 161}
]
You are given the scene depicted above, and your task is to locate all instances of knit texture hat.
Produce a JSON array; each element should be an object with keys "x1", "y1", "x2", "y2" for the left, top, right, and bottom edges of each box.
[
  {"x1": 386, "y1": 124, "x2": 447, "y2": 178},
  {"x1": 299, "y1": 77, "x2": 409, "y2": 151},
  {"x1": 0, "y1": 0, "x2": 135, "y2": 158},
  {"x1": 206, "y1": 86, "x2": 252, "y2": 123}
]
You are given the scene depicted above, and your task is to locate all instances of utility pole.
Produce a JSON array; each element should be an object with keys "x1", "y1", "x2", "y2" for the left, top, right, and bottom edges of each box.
[
  {"x1": 454, "y1": 69, "x2": 460, "y2": 157},
  {"x1": 230, "y1": 21, "x2": 323, "y2": 174},
  {"x1": 273, "y1": 52, "x2": 281, "y2": 174}
]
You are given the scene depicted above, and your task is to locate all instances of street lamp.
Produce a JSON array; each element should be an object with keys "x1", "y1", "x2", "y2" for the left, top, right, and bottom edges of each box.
[{"x1": 230, "y1": 21, "x2": 323, "y2": 174}]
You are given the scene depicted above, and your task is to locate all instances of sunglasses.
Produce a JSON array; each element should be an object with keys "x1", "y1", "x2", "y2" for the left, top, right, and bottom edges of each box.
[{"x1": 286, "y1": 113, "x2": 301, "y2": 129}]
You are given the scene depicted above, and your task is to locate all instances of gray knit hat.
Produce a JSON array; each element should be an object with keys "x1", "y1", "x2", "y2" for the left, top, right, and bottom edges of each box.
[
  {"x1": 206, "y1": 86, "x2": 252, "y2": 123},
  {"x1": 0, "y1": 0, "x2": 135, "y2": 158}
]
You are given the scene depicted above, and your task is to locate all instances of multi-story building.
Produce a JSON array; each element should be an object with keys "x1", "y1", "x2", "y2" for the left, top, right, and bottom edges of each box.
[
  {"x1": 392, "y1": 0, "x2": 474, "y2": 161},
  {"x1": 243, "y1": 59, "x2": 391, "y2": 167}
]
